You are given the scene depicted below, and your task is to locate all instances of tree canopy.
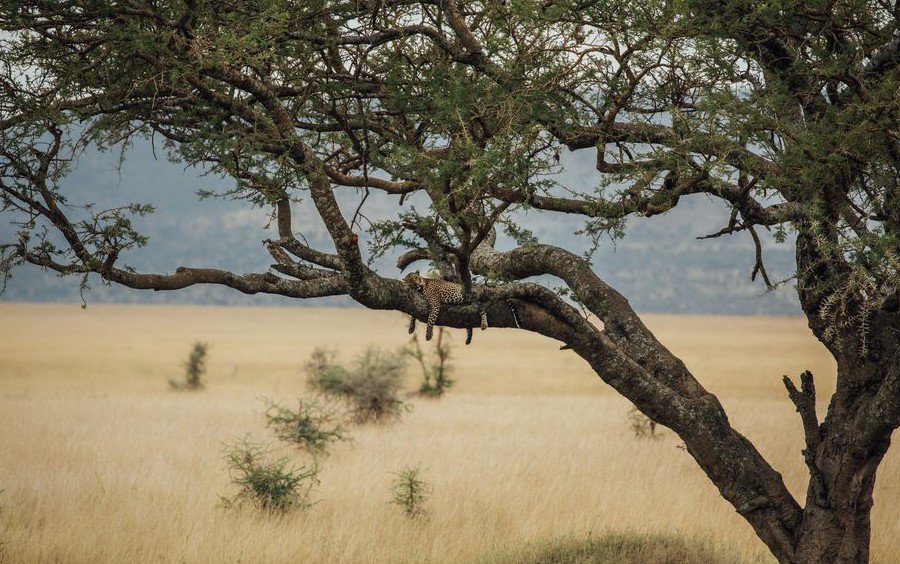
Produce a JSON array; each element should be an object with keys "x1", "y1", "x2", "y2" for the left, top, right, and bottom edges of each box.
[{"x1": 1, "y1": 1, "x2": 899, "y2": 562}]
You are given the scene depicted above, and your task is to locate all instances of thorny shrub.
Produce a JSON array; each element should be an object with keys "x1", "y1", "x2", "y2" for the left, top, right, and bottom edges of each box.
[
  {"x1": 262, "y1": 396, "x2": 350, "y2": 455},
  {"x1": 307, "y1": 346, "x2": 408, "y2": 423},
  {"x1": 220, "y1": 437, "x2": 319, "y2": 513}
]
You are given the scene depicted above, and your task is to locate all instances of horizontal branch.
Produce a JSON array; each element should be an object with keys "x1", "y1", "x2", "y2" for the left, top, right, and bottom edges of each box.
[
  {"x1": 324, "y1": 166, "x2": 420, "y2": 194},
  {"x1": 20, "y1": 245, "x2": 349, "y2": 299},
  {"x1": 554, "y1": 122, "x2": 781, "y2": 181}
]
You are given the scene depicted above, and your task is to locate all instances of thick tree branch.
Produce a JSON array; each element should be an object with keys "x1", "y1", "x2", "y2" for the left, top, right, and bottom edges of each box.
[
  {"x1": 19, "y1": 244, "x2": 349, "y2": 299},
  {"x1": 470, "y1": 235, "x2": 802, "y2": 550}
]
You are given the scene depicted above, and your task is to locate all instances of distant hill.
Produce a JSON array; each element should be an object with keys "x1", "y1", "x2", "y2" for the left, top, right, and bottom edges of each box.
[{"x1": 1, "y1": 141, "x2": 799, "y2": 314}]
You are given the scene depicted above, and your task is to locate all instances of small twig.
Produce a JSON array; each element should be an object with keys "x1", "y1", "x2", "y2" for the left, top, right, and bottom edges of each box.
[
  {"x1": 749, "y1": 225, "x2": 774, "y2": 289},
  {"x1": 697, "y1": 208, "x2": 743, "y2": 240},
  {"x1": 350, "y1": 187, "x2": 370, "y2": 232}
]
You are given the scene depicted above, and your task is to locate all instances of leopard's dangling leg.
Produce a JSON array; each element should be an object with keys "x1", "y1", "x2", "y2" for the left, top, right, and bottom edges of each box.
[
  {"x1": 425, "y1": 298, "x2": 441, "y2": 341},
  {"x1": 466, "y1": 310, "x2": 487, "y2": 345},
  {"x1": 408, "y1": 316, "x2": 416, "y2": 334}
]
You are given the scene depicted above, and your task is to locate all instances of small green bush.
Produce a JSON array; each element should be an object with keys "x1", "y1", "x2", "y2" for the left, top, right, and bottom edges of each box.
[
  {"x1": 306, "y1": 346, "x2": 408, "y2": 423},
  {"x1": 346, "y1": 347, "x2": 408, "y2": 421},
  {"x1": 406, "y1": 329, "x2": 454, "y2": 397},
  {"x1": 169, "y1": 341, "x2": 209, "y2": 390},
  {"x1": 389, "y1": 466, "x2": 432, "y2": 519},
  {"x1": 263, "y1": 396, "x2": 349, "y2": 455},
  {"x1": 220, "y1": 437, "x2": 319, "y2": 513}
]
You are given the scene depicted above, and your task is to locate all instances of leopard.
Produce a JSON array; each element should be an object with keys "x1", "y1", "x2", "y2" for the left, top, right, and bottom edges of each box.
[{"x1": 404, "y1": 272, "x2": 487, "y2": 345}]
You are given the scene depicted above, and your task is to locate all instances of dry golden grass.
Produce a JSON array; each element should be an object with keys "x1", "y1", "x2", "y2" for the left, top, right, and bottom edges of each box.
[{"x1": 0, "y1": 303, "x2": 897, "y2": 563}]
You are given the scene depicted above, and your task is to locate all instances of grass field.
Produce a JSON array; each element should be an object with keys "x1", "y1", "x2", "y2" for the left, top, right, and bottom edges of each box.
[{"x1": 0, "y1": 303, "x2": 897, "y2": 562}]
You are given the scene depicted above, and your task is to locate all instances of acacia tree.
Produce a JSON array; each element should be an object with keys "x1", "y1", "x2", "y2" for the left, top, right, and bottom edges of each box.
[{"x1": 1, "y1": 1, "x2": 898, "y2": 562}]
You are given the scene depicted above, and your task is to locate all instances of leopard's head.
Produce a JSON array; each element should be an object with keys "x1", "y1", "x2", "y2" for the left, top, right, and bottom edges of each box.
[{"x1": 403, "y1": 271, "x2": 425, "y2": 291}]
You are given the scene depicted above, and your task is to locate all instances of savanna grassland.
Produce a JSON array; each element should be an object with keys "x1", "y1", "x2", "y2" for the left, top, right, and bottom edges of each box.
[{"x1": 0, "y1": 303, "x2": 897, "y2": 563}]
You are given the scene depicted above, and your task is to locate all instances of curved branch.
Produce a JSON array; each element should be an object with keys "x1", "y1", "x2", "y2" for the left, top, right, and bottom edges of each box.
[
  {"x1": 471, "y1": 237, "x2": 705, "y2": 395},
  {"x1": 396, "y1": 248, "x2": 430, "y2": 272},
  {"x1": 273, "y1": 198, "x2": 342, "y2": 270}
]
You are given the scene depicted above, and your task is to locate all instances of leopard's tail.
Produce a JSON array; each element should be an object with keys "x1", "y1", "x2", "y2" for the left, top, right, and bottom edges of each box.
[{"x1": 506, "y1": 299, "x2": 521, "y2": 328}]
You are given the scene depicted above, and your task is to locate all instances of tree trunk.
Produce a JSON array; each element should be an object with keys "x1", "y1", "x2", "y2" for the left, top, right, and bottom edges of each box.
[
  {"x1": 792, "y1": 441, "x2": 884, "y2": 564},
  {"x1": 794, "y1": 503, "x2": 873, "y2": 563},
  {"x1": 782, "y1": 228, "x2": 900, "y2": 563},
  {"x1": 786, "y1": 359, "x2": 893, "y2": 564}
]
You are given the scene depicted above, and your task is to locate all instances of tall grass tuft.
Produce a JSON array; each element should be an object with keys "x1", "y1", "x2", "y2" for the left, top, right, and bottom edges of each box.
[
  {"x1": 389, "y1": 466, "x2": 432, "y2": 520},
  {"x1": 304, "y1": 348, "x2": 352, "y2": 395},
  {"x1": 169, "y1": 341, "x2": 208, "y2": 390}
]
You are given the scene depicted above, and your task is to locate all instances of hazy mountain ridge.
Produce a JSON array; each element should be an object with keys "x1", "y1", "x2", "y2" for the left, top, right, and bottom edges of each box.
[{"x1": 1, "y1": 142, "x2": 799, "y2": 314}]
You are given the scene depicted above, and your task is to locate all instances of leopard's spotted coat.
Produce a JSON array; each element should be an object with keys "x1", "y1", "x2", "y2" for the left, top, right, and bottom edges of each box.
[{"x1": 404, "y1": 272, "x2": 487, "y2": 344}]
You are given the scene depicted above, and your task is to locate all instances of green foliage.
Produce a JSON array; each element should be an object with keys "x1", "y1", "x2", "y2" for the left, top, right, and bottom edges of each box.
[
  {"x1": 262, "y1": 396, "x2": 349, "y2": 455},
  {"x1": 501, "y1": 221, "x2": 539, "y2": 248},
  {"x1": 220, "y1": 437, "x2": 319, "y2": 513},
  {"x1": 406, "y1": 329, "x2": 454, "y2": 398},
  {"x1": 169, "y1": 341, "x2": 208, "y2": 390},
  {"x1": 306, "y1": 346, "x2": 408, "y2": 423},
  {"x1": 804, "y1": 220, "x2": 900, "y2": 355},
  {"x1": 3, "y1": 0, "x2": 897, "y2": 337},
  {"x1": 389, "y1": 467, "x2": 432, "y2": 520}
]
